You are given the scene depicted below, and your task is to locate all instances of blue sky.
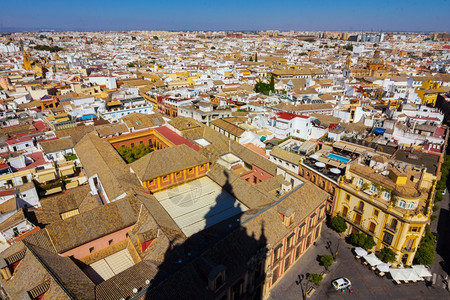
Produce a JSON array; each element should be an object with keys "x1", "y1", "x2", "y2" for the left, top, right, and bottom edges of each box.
[{"x1": 2, "y1": 0, "x2": 449, "y2": 32}]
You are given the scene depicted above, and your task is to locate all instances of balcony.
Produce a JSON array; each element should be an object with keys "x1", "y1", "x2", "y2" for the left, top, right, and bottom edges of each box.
[
  {"x1": 353, "y1": 206, "x2": 364, "y2": 214},
  {"x1": 384, "y1": 224, "x2": 397, "y2": 233},
  {"x1": 403, "y1": 247, "x2": 416, "y2": 253}
]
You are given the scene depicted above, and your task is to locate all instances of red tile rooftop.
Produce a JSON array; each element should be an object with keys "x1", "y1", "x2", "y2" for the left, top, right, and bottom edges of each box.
[
  {"x1": 6, "y1": 136, "x2": 32, "y2": 145},
  {"x1": 0, "y1": 189, "x2": 14, "y2": 197},
  {"x1": 154, "y1": 126, "x2": 200, "y2": 151},
  {"x1": 16, "y1": 151, "x2": 48, "y2": 171},
  {"x1": 433, "y1": 127, "x2": 446, "y2": 139},
  {"x1": 277, "y1": 112, "x2": 309, "y2": 120}
]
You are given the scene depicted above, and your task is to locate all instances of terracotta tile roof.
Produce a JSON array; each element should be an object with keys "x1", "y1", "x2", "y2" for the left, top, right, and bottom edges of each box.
[
  {"x1": 55, "y1": 125, "x2": 95, "y2": 144},
  {"x1": 211, "y1": 119, "x2": 245, "y2": 137},
  {"x1": 25, "y1": 242, "x2": 96, "y2": 299},
  {"x1": 75, "y1": 132, "x2": 142, "y2": 201},
  {"x1": 39, "y1": 136, "x2": 74, "y2": 154},
  {"x1": 44, "y1": 198, "x2": 137, "y2": 253},
  {"x1": 270, "y1": 147, "x2": 302, "y2": 165},
  {"x1": 130, "y1": 144, "x2": 209, "y2": 181},
  {"x1": 95, "y1": 123, "x2": 128, "y2": 137}
]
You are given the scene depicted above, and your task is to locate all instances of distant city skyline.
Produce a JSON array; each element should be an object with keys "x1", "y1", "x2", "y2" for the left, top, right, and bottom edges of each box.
[{"x1": 2, "y1": 0, "x2": 450, "y2": 32}]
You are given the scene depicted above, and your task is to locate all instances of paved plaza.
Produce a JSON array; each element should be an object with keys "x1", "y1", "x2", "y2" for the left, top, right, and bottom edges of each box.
[{"x1": 269, "y1": 226, "x2": 449, "y2": 300}]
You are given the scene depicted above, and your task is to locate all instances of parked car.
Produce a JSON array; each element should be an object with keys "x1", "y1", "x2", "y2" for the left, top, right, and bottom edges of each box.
[{"x1": 331, "y1": 277, "x2": 351, "y2": 290}]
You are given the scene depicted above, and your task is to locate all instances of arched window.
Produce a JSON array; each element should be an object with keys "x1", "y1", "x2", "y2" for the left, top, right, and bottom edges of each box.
[
  {"x1": 358, "y1": 201, "x2": 364, "y2": 211},
  {"x1": 390, "y1": 219, "x2": 398, "y2": 230},
  {"x1": 407, "y1": 202, "x2": 414, "y2": 209},
  {"x1": 398, "y1": 200, "x2": 406, "y2": 208}
]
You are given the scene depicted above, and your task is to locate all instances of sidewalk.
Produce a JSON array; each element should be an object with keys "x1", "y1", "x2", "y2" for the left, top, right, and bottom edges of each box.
[
  {"x1": 269, "y1": 225, "x2": 449, "y2": 300},
  {"x1": 268, "y1": 226, "x2": 342, "y2": 300}
]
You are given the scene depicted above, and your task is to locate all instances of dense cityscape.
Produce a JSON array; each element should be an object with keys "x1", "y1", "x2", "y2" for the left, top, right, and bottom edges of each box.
[{"x1": 0, "y1": 27, "x2": 449, "y2": 300}]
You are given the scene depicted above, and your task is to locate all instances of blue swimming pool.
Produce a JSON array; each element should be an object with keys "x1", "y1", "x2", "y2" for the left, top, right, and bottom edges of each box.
[{"x1": 327, "y1": 153, "x2": 350, "y2": 163}]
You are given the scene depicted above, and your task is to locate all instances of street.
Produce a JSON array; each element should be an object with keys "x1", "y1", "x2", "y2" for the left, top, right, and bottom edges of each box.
[{"x1": 269, "y1": 224, "x2": 449, "y2": 300}]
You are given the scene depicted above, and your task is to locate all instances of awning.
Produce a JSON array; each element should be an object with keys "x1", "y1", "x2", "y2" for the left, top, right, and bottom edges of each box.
[
  {"x1": 374, "y1": 127, "x2": 386, "y2": 135},
  {"x1": 411, "y1": 265, "x2": 432, "y2": 277},
  {"x1": 363, "y1": 253, "x2": 383, "y2": 266}
]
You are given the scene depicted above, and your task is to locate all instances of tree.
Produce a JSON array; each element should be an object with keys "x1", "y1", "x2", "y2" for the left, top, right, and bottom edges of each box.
[
  {"x1": 349, "y1": 232, "x2": 375, "y2": 250},
  {"x1": 320, "y1": 255, "x2": 334, "y2": 270},
  {"x1": 269, "y1": 74, "x2": 275, "y2": 93},
  {"x1": 376, "y1": 247, "x2": 397, "y2": 263},
  {"x1": 309, "y1": 273, "x2": 323, "y2": 285},
  {"x1": 363, "y1": 235, "x2": 376, "y2": 250},
  {"x1": 249, "y1": 56, "x2": 253, "y2": 62},
  {"x1": 254, "y1": 81, "x2": 272, "y2": 95},
  {"x1": 117, "y1": 144, "x2": 153, "y2": 163},
  {"x1": 211, "y1": 46, "x2": 216, "y2": 50},
  {"x1": 330, "y1": 215, "x2": 347, "y2": 233},
  {"x1": 127, "y1": 63, "x2": 135, "y2": 68},
  {"x1": 414, "y1": 225, "x2": 436, "y2": 265},
  {"x1": 153, "y1": 36, "x2": 159, "y2": 40},
  {"x1": 255, "y1": 52, "x2": 258, "y2": 62},
  {"x1": 344, "y1": 44, "x2": 353, "y2": 51}
]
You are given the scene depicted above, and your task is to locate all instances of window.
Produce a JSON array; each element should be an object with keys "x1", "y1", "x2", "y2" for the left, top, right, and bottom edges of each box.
[
  {"x1": 176, "y1": 172, "x2": 182, "y2": 178},
  {"x1": 287, "y1": 233, "x2": 295, "y2": 249},
  {"x1": 89, "y1": 247, "x2": 95, "y2": 253},
  {"x1": 22, "y1": 176, "x2": 28, "y2": 184},
  {"x1": 188, "y1": 168, "x2": 194, "y2": 174},
  {"x1": 298, "y1": 223, "x2": 306, "y2": 237},
  {"x1": 331, "y1": 187, "x2": 335, "y2": 195},
  {"x1": 370, "y1": 184, "x2": 376, "y2": 192},
  {"x1": 407, "y1": 202, "x2": 414, "y2": 209},
  {"x1": 163, "y1": 175, "x2": 169, "y2": 182},
  {"x1": 398, "y1": 200, "x2": 406, "y2": 208},
  {"x1": 131, "y1": 143, "x2": 135, "y2": 148},
  {"x1": 383, "y1": 232, "x2": 394, "y2": 245},
  {"x1": 108, "y1": 239, "x2": 113, "y2": 245},
  {"x1": 389, "y1": 219, "x2": 398, "y2": 231},
  {"x1": 345, "y1": 194, "x2": 350, "y2": 201},
  {"x1": 358, "y1": 178, "x2": 363, "y2": 186},
  {"x1": 272, "y1": 267, "x2": 279, "y2": 284},
  {"x1": 321, "y1": 181, "x2": 325, "y2": 188},
  {"x1": 373, "y1": 209, "x2": 379, "y2": 217},
  {"x1": 284, "y1": 254, "x2": 292, "y2": 270},
  {"x1": 409, "y1": 226, "x2": 420, "y2": 232},
  {"x1": 273, "y1": 244, "x2": 283, "y2": 261},
  {"x1": 342, "y1": 206, "x2": 348, "y2": 218},
  {"x1": 369, "y1": 222, "x2": 376, "y2": 234},
  {"x1": 301, "y1": 169, "x2": 304, "y2": 176},
  {"x1": 357, "y1": 201, "x2": 364, "y2": 211},
  {"x1": 383, "y1": 191, "x2": 390, "y2": 200}
]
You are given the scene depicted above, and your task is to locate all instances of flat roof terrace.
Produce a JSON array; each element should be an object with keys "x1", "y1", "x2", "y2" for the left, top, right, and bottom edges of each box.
[{"x1": 153, "y1": 177, "x2": 248, "y2": 237}]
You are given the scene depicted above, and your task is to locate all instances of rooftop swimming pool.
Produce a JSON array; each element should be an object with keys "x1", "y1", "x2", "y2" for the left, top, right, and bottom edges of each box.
[{"x1": 327, "y1": 153, "x2": 351, "y2": 163}]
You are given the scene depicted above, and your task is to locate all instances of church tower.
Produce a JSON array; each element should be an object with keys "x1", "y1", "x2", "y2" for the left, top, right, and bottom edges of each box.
[
  {"x1": 343, "y1": 54, "x2": 351, "y2": 78},
  {"x1": 21, "y1": 46, "x2": 31, "y2": 71}
]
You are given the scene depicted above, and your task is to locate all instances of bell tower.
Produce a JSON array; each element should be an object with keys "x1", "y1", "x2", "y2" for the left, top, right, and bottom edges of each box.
[
  {"x1": 21, "y1": 41, "x2": 31, "y2": 71},
  {"x1": 343, "y1": 54, "x2": 351, "y2": 78}
]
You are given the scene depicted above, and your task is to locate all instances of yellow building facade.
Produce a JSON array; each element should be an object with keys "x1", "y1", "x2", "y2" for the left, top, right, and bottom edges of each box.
[{"x1": 333, "y1": 159, "x2": 435, "y2": 266}]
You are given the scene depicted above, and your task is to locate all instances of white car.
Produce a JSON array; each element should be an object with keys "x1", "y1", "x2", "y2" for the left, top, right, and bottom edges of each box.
[{"x1": 331, "y1": 277, "x2": 351, "y2": 290}]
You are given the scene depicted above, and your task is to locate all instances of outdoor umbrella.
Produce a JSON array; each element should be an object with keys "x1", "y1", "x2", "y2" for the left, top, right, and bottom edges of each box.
[
  {"x1": 412, "y1": 265, "x2": 432, "y2": 278},
  {"x1": 363, "y1": 253, "x2": 383, "y2": 266},
  {"x1": 376, "y1": 263, "x2": 390, "y2": 273},
  {"x1": 354, "y1": 247, "x2": 368, "y2": 257}
]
